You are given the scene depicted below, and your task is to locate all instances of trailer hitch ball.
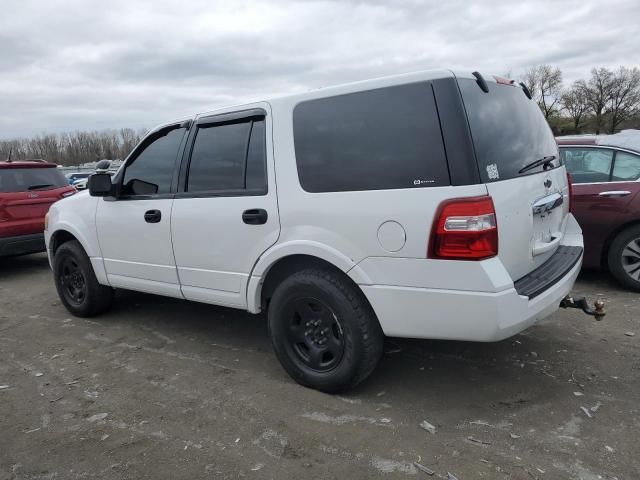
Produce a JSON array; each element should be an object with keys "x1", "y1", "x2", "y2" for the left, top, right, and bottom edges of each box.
[{"x1": 560, "y1": 296, "x2": 606, "y2": 321}]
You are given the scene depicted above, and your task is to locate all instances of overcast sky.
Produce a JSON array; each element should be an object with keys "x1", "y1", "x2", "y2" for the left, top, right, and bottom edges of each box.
[{"x1": 1, "y1": 0, "x2": 638, "y2": 139}]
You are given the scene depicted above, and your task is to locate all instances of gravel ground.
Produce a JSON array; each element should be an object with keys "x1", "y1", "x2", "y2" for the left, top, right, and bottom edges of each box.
[{"x1": 1, "y1": 253, "x2": 638, "y2": 480}]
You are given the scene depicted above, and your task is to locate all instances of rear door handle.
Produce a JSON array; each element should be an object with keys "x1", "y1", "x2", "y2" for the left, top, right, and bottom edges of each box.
[
  {"x1": 598, "y1": 190, "x2": 631, "y2": 197},
  {"x1": 144, "y1": 209, "x2": 162, "y2": 223},
  {"x1": 242, "y1": 208, "x2": 268, "y2": 225}
]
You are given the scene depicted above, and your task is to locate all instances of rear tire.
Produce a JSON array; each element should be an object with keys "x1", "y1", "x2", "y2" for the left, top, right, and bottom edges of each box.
[
  {"x1": 53, "y1": 240, "x2": 114, "y2": 317},
  {"x1": 608, "y1": 225, "x2": 640, "y2": 292},
  {"x1": 268, "y1": 268, "x2": 384, "y2": 393}
]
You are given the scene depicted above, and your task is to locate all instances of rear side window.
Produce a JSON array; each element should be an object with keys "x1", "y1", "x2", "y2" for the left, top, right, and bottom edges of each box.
[
  {"x1": 0, "y1": 167, "x2": 68, "y2": 193},
  {"x1": 186, "y1": 118, "x2": 267, "y2": 194},
  {"x1": 293, "y1": 82, "x2": 450, "y2": 193},
  {"x1": 458, "y1": 79, "x2": 559, "y2": 182}
]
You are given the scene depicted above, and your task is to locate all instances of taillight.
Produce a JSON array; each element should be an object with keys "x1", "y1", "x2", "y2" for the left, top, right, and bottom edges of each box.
[
  {"x1": 566, "y1": 171, "x2": 573, "y2": 213},
  {"x1": 429, "y1": 195, "x2": 498, "y2": 260}
]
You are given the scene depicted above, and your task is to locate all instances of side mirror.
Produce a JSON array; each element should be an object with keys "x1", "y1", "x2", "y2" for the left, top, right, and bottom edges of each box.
[{"x1": 88, "y1": 173, "x2": 113, "y2": 197}]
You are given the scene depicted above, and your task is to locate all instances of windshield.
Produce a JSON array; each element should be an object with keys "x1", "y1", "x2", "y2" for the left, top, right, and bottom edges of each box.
[
  {"x1": 458, "y1": 78, "x2": 559, "y2": 182},
  {"x1": 0, "y1": 167, "x2": 68, "y2": 193}
]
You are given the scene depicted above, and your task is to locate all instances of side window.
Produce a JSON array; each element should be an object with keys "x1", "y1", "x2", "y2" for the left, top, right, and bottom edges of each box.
[
  {"x1": 186, "y1": 118, "x2": 267, "y2": 193},
  {"x1": 562, "y1": 148, "x2": 613, "y2": 184},
  {"x1": 293, "y1": 82, "x2": 449, "y2": 193},
  {"x1": 122, "y1": 127, "x2": 186, "y2": 195},
  {"x1": 612, "y1": 151, "x2": 640, "y2": 181}
]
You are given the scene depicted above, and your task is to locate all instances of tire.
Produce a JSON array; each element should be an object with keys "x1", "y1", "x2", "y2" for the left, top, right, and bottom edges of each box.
[
  {"x1": 608, "y1": 225, "x2": 640, "y2": 292},
  {"x1": 53, "y1": 240, "x2": 114, "y2": 317},
  {"x1": 268, "y1": 268, "x2": 384, "y2": 393}
]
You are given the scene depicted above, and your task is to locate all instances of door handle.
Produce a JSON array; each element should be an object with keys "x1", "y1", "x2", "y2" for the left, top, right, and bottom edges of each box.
[
  {"x1": 242, "y1": 209, "x2": 268, "y2": 225},
  {"x1": 144, "y1": 209, "x2": 162, "y2": 223},
  {"x1": 598, "y1": 190, "x2": 631, "y2": 197}
]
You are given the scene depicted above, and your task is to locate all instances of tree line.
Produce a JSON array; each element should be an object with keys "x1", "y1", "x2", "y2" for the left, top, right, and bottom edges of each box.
[
  {"x1": 521, "y1": 65, "x2": 640, "y2": 135},
  {"x1": 0, "y1": 128, "x2": 147, "y2": 167},
  {"x1": 1, "y1": 64, "x2": 639, "y2": 166}
]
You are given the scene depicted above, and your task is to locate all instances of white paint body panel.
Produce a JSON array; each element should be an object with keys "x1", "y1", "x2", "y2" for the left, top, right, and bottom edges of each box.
[{"x1": 44, "y1": 68, "x2": 585, "y2": 343}]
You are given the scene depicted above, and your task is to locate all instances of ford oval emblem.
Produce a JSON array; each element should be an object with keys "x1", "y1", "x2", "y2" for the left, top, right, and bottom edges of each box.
[{"x1": 544, "y1": 179, "x2": 552, "y2": 189}]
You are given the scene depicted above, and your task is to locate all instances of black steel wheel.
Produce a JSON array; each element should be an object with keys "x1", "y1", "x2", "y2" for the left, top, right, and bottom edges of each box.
[
  {"x1": 53, "y1": 240, "x2": 114, "y2": 317},
  {"x1": 268, "y1": 267, "x2": 384, "y2": 393},
  {"x1": 284, "y1": 297, "x2": 345, "y2": 372},
  {"x1": 58, "y1": 256, "x2": 87, "y2": 306}
]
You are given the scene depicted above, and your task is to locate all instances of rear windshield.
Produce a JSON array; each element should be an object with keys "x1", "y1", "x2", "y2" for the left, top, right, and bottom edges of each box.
[
  {"x1": 458, "y1": 78, "x2": 559, "y2": 182},
  {"x1": 0, "y1": 167, "x2": 68, "y2": 193}
]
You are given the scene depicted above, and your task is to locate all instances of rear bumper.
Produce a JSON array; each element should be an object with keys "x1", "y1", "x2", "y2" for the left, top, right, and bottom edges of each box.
[
  {"x1": 0, "y1": 233, "x2": 46, "y2": 257},
  {"x1": 358, "y1": 212, "x2": 584, "y2": 343}
]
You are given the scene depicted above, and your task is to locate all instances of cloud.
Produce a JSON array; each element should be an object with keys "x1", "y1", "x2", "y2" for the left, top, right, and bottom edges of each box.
[{"x1": 1, "y1": 0, "x2": 638, "y2": 138}]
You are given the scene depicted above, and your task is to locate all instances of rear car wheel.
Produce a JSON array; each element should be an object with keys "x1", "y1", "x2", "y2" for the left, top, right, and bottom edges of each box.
[
  {"x1": 53, "y1": 240, "x2": 114, "y2": 317},
  {"x1": 268, "y1": 268, "x2": 384, "y2": 393},
  {"x1": 608, "y1": 225, "x2": 640, "y2": 292}
]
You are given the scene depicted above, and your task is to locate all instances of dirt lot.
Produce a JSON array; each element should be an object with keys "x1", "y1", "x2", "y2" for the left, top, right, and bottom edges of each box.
[{"x1": 0, "y1": 253, "x2": 638, "y2": 479}]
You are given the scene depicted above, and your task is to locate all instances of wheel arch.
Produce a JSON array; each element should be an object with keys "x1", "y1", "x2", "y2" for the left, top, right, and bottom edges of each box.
[
  {"x1": 48, "y1": 226, "x2": 109, "y2": 286},
  {"x1": 246, "y1": 242, "x2": 372, "y2": 313}
]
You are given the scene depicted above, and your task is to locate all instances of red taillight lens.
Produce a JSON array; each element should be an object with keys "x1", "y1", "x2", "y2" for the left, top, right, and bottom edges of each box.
[
  {"x1": 566, "y1": 171, "x2": 573, "y2": 213},
  {"x1": 429, "y1": 195, "x2": 498, "y2": 260}
]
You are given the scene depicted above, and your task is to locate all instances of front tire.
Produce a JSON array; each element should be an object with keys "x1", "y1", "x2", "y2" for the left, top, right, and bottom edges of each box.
[
  {"x1": 608, "y1": 225, "x2": 640, "y2": 292},
  {"x1": 53, "y1": 240, "x2": 114, "y2": 317},
  {"x1": 268, "y1": 268, "x2": 384, "y2": 393}
]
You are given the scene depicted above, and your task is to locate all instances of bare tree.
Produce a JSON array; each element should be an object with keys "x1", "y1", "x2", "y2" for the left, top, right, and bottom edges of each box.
[
  {"x1": 576, "y1": 67, "x2": 615, "y2": 134},
  {"x1": 607, "y1": 66, "x2": 640, "y2": 134},
  {"x1": 0, "y1": 128, "x2": 147, "y2": 166},
  {"x1": 561, "y1": 83, "x2": 590, "y2": 131},
  {"x1": 522, "y1": 64, "x2": 563, "y2": 119}
]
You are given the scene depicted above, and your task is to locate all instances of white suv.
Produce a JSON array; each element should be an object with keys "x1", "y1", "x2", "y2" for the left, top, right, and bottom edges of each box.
[{"x1": 45, "y1": 70, "x2": 584, "y2": 392}]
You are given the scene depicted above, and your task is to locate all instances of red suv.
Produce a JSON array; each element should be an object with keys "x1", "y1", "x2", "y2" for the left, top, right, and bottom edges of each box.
[{"x1": 0, "y1": 160, "x2": 76, "y2": 257}]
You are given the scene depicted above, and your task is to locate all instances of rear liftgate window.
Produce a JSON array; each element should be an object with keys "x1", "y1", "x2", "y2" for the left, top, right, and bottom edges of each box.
[
  {"x1": 457, "y1": 78, "x2": 559, "y2": 183},
  {"x1": 293, "y1": 82, "x2": 450, "y2": 193}
]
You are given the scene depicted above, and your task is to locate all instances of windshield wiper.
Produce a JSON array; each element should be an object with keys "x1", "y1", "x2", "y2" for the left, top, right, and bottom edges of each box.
[
  {"x1": 518, "y1": 155, "x2": 556, "y2": 174},
  {"x1": 27, "y1": 184, "x2": 54, "y2": 191}
]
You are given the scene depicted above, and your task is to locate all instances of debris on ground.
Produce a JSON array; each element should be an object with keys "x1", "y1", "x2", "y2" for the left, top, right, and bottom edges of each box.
[
  {"x1": 590, "y1": 402, "x2": 602, "y2": 413},
  {"x1": 34, "y1": 372, "x2": 43, "y2": 377},
  {"x1": 624, "y1": 332, "x2": 635, "y2": 337},
  {"x1": 509, "y1": 433, "x2": 521, "y2": 439},
  {"x1": 419, "y1": 420, "x2": 437, "y2": 434},
  {"x1": 580, "y1": 407, "x2": 593, "y2": 418},
  {"x1": 447, "y1": 472, "x2": 460, "y2": 480},
  {"x1": 0, "y1": 385, "x2": 10, "y2": 390},
  {"x1": 467, "y1": 436, "x2": 491, "y2": 446},
  {"x1": 573, "y1": 391, "x2": 584, "y2": 396},
  {"x1": 413, "y1": 462, "x2": 435, "y2": 475}
]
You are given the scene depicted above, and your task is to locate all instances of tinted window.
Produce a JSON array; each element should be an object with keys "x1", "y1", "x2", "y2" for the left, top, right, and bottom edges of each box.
[
  {"x1": 122, "y1": 127, "x2": 185, "y2": 195},
  {"x1": 561, "y1": 147, "x2": 613, "y2": 184},
  {"x1": 0, "y1": 167, "x2": 68, "y2": 193},
  {"x1": 293, "y1": 82, "x2": 449, "y2": 193},
  {"x1": 612, "y1": 151, "x2": 640, "y2": 181},
  {"x1": 187, "y1": 119, "x2": 267, "y2": 193},
  {"x1": 458, "y1": 79, "x2": 559, "y2": 182},
  {"x1": 246, "y1": 120, "x2": 267, "y2": 190}
]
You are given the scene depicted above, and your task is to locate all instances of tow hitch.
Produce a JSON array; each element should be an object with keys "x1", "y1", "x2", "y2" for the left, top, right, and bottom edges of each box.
[{"x1": 560, "y1": 295, "x2": 606, "y2": 321}]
